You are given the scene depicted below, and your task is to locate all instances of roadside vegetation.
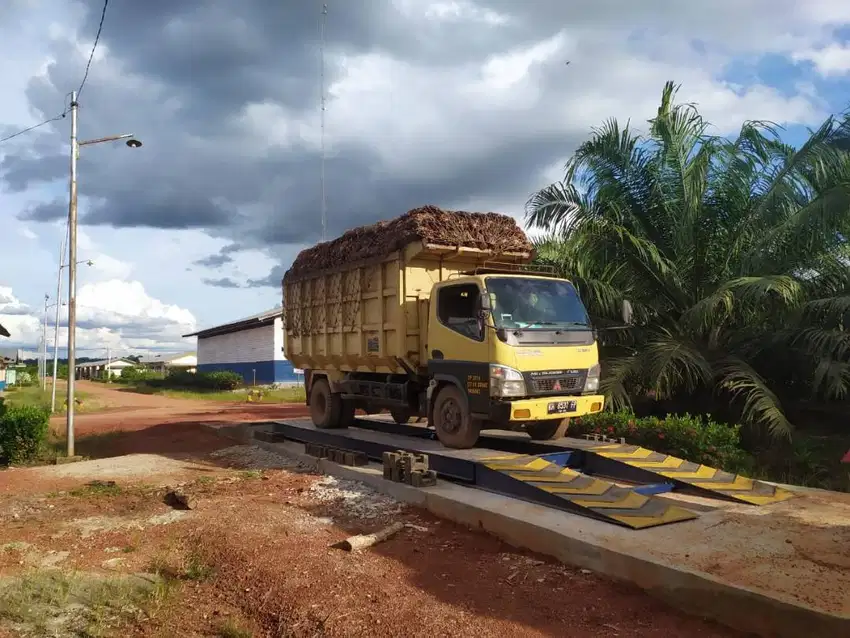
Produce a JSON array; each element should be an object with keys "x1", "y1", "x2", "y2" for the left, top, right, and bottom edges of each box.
[
  {"x1": 1, "y1": 382, "x2": 99, "y2": 414},
  {"x1": 98, "y1": 368, "x2": 307, "y2": 403},
  {"x1": 530, "y1": 82, "x2": 850, "y2": 490}
]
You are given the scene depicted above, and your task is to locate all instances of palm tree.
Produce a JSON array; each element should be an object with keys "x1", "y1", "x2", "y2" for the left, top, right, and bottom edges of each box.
[{"x1": 527, "y1": 82, "x2": 850, "y2": 440}]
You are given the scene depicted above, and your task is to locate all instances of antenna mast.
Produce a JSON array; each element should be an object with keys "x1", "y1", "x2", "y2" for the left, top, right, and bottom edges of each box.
[{"x1": 319, "y1": 2, "x2": 328, "y2": 242}]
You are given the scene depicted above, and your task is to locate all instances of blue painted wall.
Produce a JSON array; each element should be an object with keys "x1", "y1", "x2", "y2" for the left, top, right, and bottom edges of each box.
[{"x1": 197, "y1": 360, "x2": 301, "y2": 385}]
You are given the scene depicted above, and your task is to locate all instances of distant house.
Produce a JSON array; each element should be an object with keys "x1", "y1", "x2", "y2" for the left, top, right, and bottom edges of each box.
[
  {"x1": 183, "y1": 308, "x2": 299, "y2": 385},
  {"x1": 0, "y1": 347, "x2": 20, "y2": 392},
  {"x1": 137, "y1": 351, "x2": 197, "y2": 375},
  {"x1": 75, "y1": 358, "x2": 137, "y2": 380}
]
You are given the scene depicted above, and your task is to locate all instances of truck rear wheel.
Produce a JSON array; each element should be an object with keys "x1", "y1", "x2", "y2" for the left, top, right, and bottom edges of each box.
[
  {"x1": 310, "y1": 378, "x2": 353, "y2": 429},
  {"x1": 526, "y1": 419, "x2": 567, "y2": 441},
  {"x1": 433, "y1": 385, "x2": 480, "y2": 449}
]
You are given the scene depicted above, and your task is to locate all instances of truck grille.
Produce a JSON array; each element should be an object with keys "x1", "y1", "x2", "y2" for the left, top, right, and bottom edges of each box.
[{"x1": 530, "y1": 375, "x2": 582, "y2": 393}]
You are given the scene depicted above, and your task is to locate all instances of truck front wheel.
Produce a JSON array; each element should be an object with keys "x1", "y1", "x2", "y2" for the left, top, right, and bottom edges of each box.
[
  {"x1": 433, "y1": 385, "x2": 480, "y2": 449},
  {"x1": 310, "y1": 378, "x2": 354, "y2": 429},
  {"x1": 526, "y1": 418, "x2": 567, "y2": 441}
]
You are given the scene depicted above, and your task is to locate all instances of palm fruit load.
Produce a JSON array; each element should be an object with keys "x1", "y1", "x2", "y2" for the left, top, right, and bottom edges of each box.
[{"x1": 284, "y1": 205, "x2": 532, "y2": 281}]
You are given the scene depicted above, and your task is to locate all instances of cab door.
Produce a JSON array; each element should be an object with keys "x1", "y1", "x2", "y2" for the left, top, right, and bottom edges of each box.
[{"x1": 427, "y1": 280, "x2": 491, "y2": 415}]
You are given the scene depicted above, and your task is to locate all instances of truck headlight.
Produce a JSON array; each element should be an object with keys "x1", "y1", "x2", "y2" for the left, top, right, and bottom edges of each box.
[
  {"x1": 584, "y1": 363, "x2": 601, "y2": 393},
  {"x1": 490, "y1": 365, "x2": 526, "y2": 398}
]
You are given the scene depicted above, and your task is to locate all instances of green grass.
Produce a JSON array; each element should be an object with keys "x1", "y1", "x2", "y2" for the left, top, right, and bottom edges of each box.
[
  {"x1": 2, "y1": 384, "x2": 102, "y2": 414},
  {"x1": 216, "y1": 619, "x2": 253, "y2": 638},
  {"x1": 0, "y1": 569, "x2": 165, "y2": 637},
  {"x1": 123, "y1": 384, "x2": 306, "y2": 403},
  {"x1": 68, "y1": 481, "x2": 123, "y2": 498}
]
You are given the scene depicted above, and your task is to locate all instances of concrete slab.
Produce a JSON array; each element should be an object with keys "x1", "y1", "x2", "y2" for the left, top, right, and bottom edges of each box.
[{"x1": 205, "y1": 420, "x2": 850, "y2": 638}]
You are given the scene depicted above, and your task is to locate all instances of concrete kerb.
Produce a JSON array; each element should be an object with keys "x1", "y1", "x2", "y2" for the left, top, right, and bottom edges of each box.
[{"x1": 201, "y1": 422, "x2": 849, "y2": 638}]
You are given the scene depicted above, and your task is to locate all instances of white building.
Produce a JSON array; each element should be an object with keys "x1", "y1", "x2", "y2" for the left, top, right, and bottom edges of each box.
[
  {"x1": 75, "y1": 358, "x2": 136, "y2": 380},
  {"x1": 183, "y1": 308, "x2": 299, "y2": 385},
  {"x1": 138, "y1": 351, "x2": 197, "y2": 374}
]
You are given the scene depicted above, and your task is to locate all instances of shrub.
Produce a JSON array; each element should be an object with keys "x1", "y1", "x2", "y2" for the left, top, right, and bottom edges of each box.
[
  {"x1": 568, "y1": 411, "x2": 752, "y2": 473},
  {"x1": 0, "y1": 401, "x2": 50, "y2": 465},
  {"x1": 144, "y1": 370, "x2": 242, "y2": 392},
  {"x1": 197, "y1": 371, "x2": 242, "y2": 391},
  {"x1": 119, "y1": 367, "x2": 161, "y2": 383},
  {"x1": 15, "y1": 371, "x2": 34, "y2": 387}
]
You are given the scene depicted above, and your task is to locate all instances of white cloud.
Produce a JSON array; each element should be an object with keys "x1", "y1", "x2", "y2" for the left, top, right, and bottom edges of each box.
[
  {"x1": 18, "y1": 226, "x2": 37, "y2": 240},
  {"x1": 0, "y1": 280, "x2": 197, "y2": 356},
  {"x1": 793, "y1": 43, "x2": 850, "y2": 76}
]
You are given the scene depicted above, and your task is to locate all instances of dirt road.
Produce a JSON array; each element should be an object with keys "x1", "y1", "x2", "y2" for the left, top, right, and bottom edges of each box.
[
  {"x1": 54, "y1": 381, "x2": 310, "y2": 436},
  {"x1": 0, "y1": 383, "x2": 741, "y2": 636},
  {"x1": 0, "y1": 442, "x2": 738, "y2": 637}
]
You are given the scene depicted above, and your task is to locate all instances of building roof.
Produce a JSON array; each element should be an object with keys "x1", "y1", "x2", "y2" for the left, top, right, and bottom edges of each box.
[
  {"x1": 137, "y1": 351, "x2": 196, "y2": 365},
  {"x1": 75, "y1": 358, "x2": 136, "y2": 369},
  {"x1": 0, "y1": 347, "x2": 20, "y2": 363},
  {"x1": 0, "y1": 322, "x2": 9, "y2": 338},
  {"x1": 183, "y1": 308, "x2": 282, "y2": 339}
]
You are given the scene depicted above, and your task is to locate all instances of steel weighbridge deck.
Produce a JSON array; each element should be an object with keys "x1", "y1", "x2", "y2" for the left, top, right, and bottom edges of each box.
[
  {"x1": 326, "y1": 418, "x2": 795, "y2": 507},
  {"x1": 265, "y1": 420, "x2": 698, "y2": 530}
]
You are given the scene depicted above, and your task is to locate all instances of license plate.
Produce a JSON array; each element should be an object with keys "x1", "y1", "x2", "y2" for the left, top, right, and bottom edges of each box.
[{"x1": 547, "y1": 400, "x2": 577, "y2": 414}]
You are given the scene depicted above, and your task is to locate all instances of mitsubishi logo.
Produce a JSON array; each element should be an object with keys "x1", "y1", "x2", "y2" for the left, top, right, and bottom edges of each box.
[{"x1": 553, "y1": 380, "x2": 562, "y2": 391}]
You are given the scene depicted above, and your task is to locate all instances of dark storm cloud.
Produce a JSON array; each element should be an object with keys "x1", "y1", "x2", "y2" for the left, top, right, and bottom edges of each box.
[
  {"x1": 194, "y1": 253, "x2": 233, "y2": 268},
  {"x1": 245, "y1": 265, "x2": 286, "y2": 289},
  {"x1": 1, "y1": 0, "x2": 596, "y2": 263},
  {"x1": 202, "y1": 277, "x2": 241, "y2": 289}
]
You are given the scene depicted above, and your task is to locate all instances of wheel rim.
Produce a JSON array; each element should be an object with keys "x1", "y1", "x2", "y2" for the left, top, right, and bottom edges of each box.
[{"x1": 440, "y1": 398, "x2": 462, "y2": 434}]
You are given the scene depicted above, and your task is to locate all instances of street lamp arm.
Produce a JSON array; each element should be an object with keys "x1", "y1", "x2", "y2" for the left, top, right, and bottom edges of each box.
[{"x1": 79, "y1": 133, "x2": 135, "y2": 146}]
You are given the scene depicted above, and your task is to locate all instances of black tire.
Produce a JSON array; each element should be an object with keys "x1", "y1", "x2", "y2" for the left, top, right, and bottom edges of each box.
[
  {"x1": 433, "y1": 385, "x2": 480, "y2": 449},
  {"x1": 309, "y1": 378, "x2": 350, "y2": 429},
  {"x1": 390, "y1": 408, "x2": 412, "y2": 424},
  {"x1": 526, "y1": 419, "x2": 566, "y2": 441}
]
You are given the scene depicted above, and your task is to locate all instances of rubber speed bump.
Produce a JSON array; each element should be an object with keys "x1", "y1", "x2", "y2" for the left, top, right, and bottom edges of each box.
[
  {"x1": 478, "y1": 454, "x2": 697, "y2": 529},
  {"x1": 585, "y1": 443, "x2": 795, "y2": 505}
]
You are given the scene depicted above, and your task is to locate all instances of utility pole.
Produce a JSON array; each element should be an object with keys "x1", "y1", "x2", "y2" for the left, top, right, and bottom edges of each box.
[
  {"x1": 63, "y1": 91, "x2": 141, "y2": 457},
  {"x1": 41, "y1": 294, "x2": 49, "y2": 390},
  {"x1": 51, "y1": 228, "x2": 67, "y2": 413},
  {"x1": 66, "y1": 90, "x2": 79, "y2": 457},
  {"x1": 320, "y1": 2, "x2": 328, "y2": 242},
  {"x1": 106, "y1": 344, "x2": 111, "y2": 383}
]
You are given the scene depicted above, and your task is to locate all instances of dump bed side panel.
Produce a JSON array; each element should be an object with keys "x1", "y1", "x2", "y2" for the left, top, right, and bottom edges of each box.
[{"x1": 284, "y1": 242, "x2": 531, "y2": 375}]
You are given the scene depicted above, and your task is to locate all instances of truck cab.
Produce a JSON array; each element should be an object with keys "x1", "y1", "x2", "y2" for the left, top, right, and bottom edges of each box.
[{"x1": 425, "y1": 271, "x2": 605, "y2": 447}]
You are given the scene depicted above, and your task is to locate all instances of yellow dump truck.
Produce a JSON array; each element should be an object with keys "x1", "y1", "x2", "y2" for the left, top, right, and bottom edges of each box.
[{"x1": 282, "y1": 207, "x2": 609, "y2": 449}]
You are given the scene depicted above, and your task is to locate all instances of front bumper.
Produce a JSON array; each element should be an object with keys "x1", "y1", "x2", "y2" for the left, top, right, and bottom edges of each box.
[{"x1": 487, "y1": 394, "x2": 605, "y2": 426}]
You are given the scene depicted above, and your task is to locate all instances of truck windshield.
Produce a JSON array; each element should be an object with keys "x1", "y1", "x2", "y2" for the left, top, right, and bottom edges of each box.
[{"x1": 485, "y1": 277, "x2": 590, "y2": 330}]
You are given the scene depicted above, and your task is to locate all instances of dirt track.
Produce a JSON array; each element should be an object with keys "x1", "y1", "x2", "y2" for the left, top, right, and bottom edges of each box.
[
  {"x1": 55, "y1": 381, "x2": 310, "y2": 436},
  {"x1": 0, "y1": 383, "x2": 739, "y2": 637}
]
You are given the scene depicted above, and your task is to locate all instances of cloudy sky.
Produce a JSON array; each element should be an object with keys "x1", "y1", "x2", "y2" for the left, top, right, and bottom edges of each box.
[{"x1": 1, "y1": 0, "x2": 850, "y2": 357}]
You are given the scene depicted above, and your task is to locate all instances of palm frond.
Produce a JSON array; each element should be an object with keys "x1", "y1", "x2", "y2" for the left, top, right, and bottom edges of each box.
[{"x1": 715, "y1": 357, "x2": 794, "y2": 439}]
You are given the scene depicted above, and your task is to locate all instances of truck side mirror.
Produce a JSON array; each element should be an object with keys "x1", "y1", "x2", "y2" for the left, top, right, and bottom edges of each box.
[
  {"x1": 478, "y1": 294, "x2": 491, "y2": 311},
  {"x1": 621, "y1": 299, "x2": 633, "y2": 325}
]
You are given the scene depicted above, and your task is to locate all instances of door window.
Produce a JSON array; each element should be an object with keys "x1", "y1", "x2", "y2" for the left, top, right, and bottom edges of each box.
[{"x1": 437, "y1": 283, "x2": 483, "y2": 341}]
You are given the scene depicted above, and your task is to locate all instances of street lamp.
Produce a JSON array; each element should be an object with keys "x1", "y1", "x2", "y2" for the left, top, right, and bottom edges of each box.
[
  {"x1": 50, "y1": 259, "x2": 93, "y2": 413},
  {"x1": 65, "y1": 89, "x2": 141, "y2": 457}
]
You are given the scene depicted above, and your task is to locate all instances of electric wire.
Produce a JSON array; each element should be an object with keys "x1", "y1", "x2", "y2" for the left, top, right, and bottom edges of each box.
[{"x1": 76, "y1": 0, "x2": 110, "y2": 99}]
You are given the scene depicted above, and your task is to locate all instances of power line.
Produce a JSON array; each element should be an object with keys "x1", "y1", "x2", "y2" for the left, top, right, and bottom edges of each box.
[
  {"x1": 0, "y1": 0, "x2": 109, "y2": 148},
  {"x1": 0, "y1": 112, "x2": 66, "y2": 145},
  {"x1": 77, "y1": 0, "x2": 110, "y2": 99}
]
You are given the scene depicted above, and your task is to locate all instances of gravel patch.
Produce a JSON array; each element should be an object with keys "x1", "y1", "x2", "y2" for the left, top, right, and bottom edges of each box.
[
  {"x1": 209, "y1": 445, "x2": 306, "y2": 470},
  {"x1": 308, "y1": 475, "x2": 404, "y2": 519},
  {"x1": 44, "y1": 454, "x2": 208, "y2": 480}
]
